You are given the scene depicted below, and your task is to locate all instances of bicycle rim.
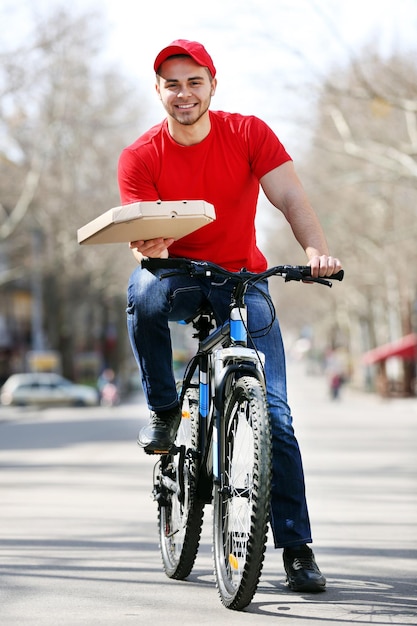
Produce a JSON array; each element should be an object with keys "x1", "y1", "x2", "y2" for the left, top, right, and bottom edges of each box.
[
  {"x1": 158, "y1": 386, "x2": 205, "y2": 579},
  {"x1": 213, "y1": 375, "x2": 271, "y2": 610}
]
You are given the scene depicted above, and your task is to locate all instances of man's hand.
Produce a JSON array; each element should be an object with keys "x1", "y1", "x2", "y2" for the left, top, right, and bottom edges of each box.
[
  {"x1": 129, "y1": 237, "x2": 175, "y2": 262},
  {"x1": 308, "y1": 254, "x2": 342, "y2": 278}
]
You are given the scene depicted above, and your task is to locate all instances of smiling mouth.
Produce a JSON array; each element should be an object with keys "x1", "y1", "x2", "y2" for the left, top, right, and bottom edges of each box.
[{"x1": 176, "y1": 103, "x2": 196, "y2": 110}]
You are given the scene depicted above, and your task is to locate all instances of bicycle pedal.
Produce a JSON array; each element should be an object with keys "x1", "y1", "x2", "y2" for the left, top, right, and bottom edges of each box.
[{"x1": 144, "y1": 448, "x2": 170, "y2": 455}]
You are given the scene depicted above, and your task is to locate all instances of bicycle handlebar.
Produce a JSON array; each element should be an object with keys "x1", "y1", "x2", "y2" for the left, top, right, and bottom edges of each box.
[{"x1": 141, "y1": 257, "x2": 344, "y2": 287}]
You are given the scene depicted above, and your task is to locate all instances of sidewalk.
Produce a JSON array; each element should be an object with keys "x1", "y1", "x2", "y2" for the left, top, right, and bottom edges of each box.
[
  {"x1": 1, "y1": 363, "x2": 416, "y2": 625},
  {"x1": 253, "y1": 361, "x2": 417, "y2": 623}
]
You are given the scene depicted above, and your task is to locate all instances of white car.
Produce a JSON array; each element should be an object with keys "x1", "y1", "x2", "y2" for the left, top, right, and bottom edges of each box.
[{"x1": 0, "y1": 373, "x2": 99, "y2": 407}]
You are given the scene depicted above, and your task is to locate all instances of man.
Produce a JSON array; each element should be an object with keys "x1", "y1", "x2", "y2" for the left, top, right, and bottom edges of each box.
[{"x1": 118, "y1": 39, "x2": 342, "y2": 593}]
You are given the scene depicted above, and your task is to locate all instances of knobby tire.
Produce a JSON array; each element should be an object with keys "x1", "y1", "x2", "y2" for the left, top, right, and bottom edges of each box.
[
  {"x1": 213, "y1": 375, "x2": 271, "y2": 610},
  {"x1": 158, "y1": 386, "x2": 205, "y2": 579}
]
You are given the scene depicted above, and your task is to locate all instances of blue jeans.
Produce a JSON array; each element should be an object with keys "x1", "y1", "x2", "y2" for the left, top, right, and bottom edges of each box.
[{"x1": 127, "y1": 265, "x2": 312, "y2": 548}]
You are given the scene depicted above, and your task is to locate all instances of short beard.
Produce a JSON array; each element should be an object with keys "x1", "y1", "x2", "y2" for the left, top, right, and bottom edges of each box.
[{"x1": 169, "y1": 102, "x2": 210, "y2": 126}]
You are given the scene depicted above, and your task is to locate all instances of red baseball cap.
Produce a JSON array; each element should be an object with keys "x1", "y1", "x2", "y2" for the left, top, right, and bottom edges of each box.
[{"x1": 154, "y1": 39, "x2": 216, "y2": 77}]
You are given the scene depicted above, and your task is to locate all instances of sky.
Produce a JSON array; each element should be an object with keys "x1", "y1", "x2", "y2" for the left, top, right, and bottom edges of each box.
[
  {"x1": 2, "y1": 0, "x2": 417, "y2": 254},
  {"x1": 100, "y1": 0, "x2": 417, "y2": 142},
  {"x1": 4, "y1": 0, "x2": 417, "y2": 150}
]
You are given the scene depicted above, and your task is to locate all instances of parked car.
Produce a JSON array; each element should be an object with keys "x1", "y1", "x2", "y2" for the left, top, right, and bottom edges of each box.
[{"x1": 0, "y1": 373, "x2": 99, "y2": 407}]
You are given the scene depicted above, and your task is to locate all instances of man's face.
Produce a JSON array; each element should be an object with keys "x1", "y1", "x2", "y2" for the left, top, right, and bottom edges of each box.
[{"x1": 156, "y1": 57, "x2": 216, "y2": 126}]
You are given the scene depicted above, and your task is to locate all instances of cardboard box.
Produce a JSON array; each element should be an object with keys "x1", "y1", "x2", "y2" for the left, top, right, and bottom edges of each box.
[{"x1": 77, "y1": 200, "x2": 216, "y2": 245}]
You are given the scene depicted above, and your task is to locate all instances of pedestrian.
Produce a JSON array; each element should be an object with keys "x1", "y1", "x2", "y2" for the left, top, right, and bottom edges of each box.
[
  {"x1": 326, "y1": 347, "x2": 349, "y2": 400},
  {"x1": 118, "y1": 39, "x2": 342, "y2": 592}
]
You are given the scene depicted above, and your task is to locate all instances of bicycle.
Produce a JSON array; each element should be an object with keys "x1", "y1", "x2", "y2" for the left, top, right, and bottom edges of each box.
[{"x1": 142, "y1": 257, "x2": 344, "y2": 610}]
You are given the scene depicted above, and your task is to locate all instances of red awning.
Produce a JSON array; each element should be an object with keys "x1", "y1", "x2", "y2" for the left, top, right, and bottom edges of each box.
[{"x1": 362, "y1": 333, "x2": 417, "y2": 365}]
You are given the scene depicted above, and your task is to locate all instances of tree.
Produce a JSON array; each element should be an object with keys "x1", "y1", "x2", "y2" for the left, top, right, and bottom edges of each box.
[
  {"x1": 0, "y1": 6, "x2": 143, "y2": 383},
  {"x1": 284, "y1": 48, "x2": 417, "y2": 392}
]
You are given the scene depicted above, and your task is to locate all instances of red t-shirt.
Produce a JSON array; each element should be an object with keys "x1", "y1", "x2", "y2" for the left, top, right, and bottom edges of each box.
[{"x1": 118, "y1": 111, "x2": 292, "y2": 272}]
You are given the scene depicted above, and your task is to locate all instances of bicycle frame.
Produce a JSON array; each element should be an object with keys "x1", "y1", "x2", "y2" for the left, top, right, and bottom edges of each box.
[{"x1": 179, "y1": 296, "x2": 265, "y2": 498}]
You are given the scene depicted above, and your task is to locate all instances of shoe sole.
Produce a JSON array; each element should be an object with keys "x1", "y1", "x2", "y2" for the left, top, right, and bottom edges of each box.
[
  {"x1": 140, "y1": 441, "x2": 175, "y2": 455},
  {"x1": 137, "y1": 436, "x2": 175, "y2": 454},
  {"x1": 287, "y1": 580, "x2": 326, "y2": 593}
]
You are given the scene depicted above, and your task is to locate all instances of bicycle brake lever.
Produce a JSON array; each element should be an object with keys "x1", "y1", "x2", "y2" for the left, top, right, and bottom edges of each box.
[
  {"x1": 303, "y1": 276, "x2": 333, "y2": 287},
  {"x1": 283, "y1": 268, "x2": 333, "y2": 287}
]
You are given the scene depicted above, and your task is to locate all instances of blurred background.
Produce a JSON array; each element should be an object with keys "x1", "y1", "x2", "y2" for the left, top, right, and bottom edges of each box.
[{"x1": 1, "y1": 0, "x2": 416, "y2": 399}]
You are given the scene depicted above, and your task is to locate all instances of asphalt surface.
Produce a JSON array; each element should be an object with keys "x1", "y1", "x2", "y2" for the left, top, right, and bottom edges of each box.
[{"x1": 1, "y1": 362, "x2": 416, "y2": 625}]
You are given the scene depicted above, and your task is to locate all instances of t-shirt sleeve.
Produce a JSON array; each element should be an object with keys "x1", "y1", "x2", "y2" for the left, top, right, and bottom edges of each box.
[
  {"x1": 117, "y1": 147, "x2": 159, "y2": 204},
  {"x1": 248, "y1": 117, "x2": 292, "y2": 180}
]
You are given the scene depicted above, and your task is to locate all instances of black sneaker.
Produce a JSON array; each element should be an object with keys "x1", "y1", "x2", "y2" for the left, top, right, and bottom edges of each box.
[
  {"x1": 137, "y1": 406, "x2": 181, "y2": 454},
  {"x1": 283, "y1": 545, "x2": 326, "y2": 592}
]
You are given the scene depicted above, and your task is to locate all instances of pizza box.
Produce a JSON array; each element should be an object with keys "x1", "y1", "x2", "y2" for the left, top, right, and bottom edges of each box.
[{"x1": 77, "y1": 200, "x2": 216, "y2": 245}]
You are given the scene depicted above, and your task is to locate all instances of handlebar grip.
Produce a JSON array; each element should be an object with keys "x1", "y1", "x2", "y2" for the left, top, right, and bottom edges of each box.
[
  {"x1": 331, "y1": 269, "x2": 344, "y2": 281},
  {"x1": 295, "y1": 266, "x2": 344, "y2": 281}
]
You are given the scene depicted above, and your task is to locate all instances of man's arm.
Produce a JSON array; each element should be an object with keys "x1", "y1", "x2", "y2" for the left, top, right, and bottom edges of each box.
[
  {"x1": 260, "y1": 161, "x2": 342, "y2": 277},
  {"x1": 118, "y1": 151, "x2": 176, "y2": 261}
]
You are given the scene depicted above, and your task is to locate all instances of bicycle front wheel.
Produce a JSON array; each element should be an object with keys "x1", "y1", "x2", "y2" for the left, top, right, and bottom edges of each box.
[
  {"x1": 213, "y1": 375, "x2": 271, "y2": 610},
  {"x1": 158, "y1": 386, "x2": 205, "y2": 579}
]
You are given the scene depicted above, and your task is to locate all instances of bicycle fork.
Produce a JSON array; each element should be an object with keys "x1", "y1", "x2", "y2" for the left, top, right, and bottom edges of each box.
[{"x1": 199, "y1": 303, "x2": 266, "y2": 485}]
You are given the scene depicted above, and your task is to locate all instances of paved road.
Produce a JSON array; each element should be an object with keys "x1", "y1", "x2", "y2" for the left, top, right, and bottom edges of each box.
[{"x1": 1, "y1": 363, "x2": 416, "y2": 625}]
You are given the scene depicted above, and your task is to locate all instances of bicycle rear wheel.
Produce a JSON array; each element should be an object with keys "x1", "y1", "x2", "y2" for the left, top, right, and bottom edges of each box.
[
  {"x1": 213, "y1": 375, "x2": 271, "y2": 610},
  {"x1": 157, "y1": 386, "x2": 205, "y2": 579}
]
